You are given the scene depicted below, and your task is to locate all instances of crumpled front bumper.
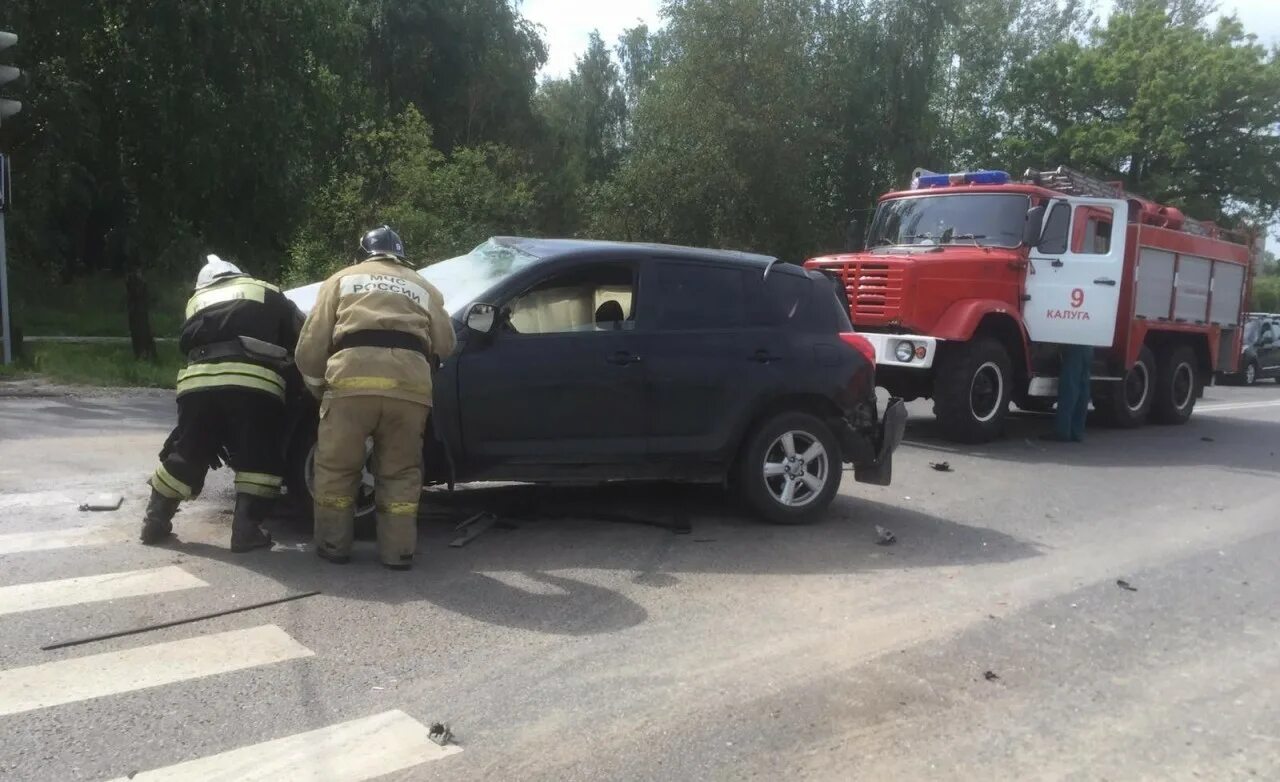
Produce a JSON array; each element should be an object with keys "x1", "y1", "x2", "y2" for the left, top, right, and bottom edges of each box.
[{"x1": 833, "y1": 397, "x2": 908, "y2": 487}]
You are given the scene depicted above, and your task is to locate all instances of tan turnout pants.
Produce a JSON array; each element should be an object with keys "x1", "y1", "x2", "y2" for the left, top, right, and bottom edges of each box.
[{"x1": 314, "y1": 396, "x2": 429, "y2": 565}]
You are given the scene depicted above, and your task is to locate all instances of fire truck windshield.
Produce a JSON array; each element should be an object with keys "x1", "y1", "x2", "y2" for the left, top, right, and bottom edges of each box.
[{"x1": 867, "y1": 193, "x2": 1029, "y2": 250}]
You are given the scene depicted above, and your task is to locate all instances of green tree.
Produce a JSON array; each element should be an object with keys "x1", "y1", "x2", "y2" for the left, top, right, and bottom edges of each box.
[
  {"x1": 534, "y1": 32, "x2": 627, "y2": 235},
  {"x1": 285, "y1": 107, "x2": 537, "y2": 284},
  {"x1": 1001, "y1": 0, "x2": 1280, "y2": 225},
  {"x1": 1, "y1": 0, "x2": 356, "y2": 356}
]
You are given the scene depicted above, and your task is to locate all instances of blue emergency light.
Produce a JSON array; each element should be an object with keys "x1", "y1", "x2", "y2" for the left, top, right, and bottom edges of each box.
[{"x1": 916, "y1": 170, "x2": 1011, "y2": 188}]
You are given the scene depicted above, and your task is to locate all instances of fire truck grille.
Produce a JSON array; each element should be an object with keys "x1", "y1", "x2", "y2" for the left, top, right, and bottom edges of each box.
[{"x1": 837, "y1": 262, "x2": 904, "y2": 322}]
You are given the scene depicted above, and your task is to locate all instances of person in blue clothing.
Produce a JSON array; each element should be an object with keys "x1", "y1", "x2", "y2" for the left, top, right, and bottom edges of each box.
[{"x1": 1043, "y1": 344, "x2": 1093, "y2": 442}]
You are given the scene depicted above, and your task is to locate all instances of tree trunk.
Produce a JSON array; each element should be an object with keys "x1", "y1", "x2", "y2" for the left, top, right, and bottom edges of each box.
[{"x1": 125, "y1": 269, "x2": 157, "y2": 361}]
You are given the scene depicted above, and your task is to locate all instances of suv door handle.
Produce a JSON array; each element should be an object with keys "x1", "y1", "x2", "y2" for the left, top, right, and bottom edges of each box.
[
  {"x1": 607, "y1": 351, "x2": 642, "y2": 366},
  {"x1": 750, "y1": 350, "x2": 782, "y2": 364},
  {"x1": 1093, "y1": 277, "x2": 1117, "y2": 286}
]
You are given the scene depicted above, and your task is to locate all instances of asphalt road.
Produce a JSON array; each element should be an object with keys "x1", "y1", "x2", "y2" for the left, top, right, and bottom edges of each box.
[{"x1": 1, "y1": 382, "x2": 1279, "y2": 781}]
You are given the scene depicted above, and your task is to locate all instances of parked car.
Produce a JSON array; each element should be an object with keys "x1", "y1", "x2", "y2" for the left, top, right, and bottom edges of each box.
[
  {"x1": 281, "y1": 237, "x2": 906, "y2": 524},
  {"x1": 1227, "y1": 316, "x2": 1280, "y2": 385}
]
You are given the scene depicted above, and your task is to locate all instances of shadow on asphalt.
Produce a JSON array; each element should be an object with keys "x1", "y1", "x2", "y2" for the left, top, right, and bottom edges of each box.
[{"x1": 173, "y1": 482, "x2": 1041, "y2": 637}]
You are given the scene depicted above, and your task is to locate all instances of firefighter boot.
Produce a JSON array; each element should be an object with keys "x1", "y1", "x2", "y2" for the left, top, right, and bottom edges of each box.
[
  {"x1": 230, "y1": 494, "x2": 273, "y2": 553},
  {"x1": 140, "y1": 489, "x2": 180, "y2": 545}
]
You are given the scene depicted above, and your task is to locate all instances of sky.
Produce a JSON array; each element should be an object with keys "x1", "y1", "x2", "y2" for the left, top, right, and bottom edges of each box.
[{"x1": 522, "y1": 0, "x2": 1280, "y2": 79}]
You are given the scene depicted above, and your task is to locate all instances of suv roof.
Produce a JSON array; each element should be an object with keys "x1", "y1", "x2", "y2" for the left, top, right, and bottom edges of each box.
[{"x1": 490, "y1": 236, "x2": 779, "y2": 270}]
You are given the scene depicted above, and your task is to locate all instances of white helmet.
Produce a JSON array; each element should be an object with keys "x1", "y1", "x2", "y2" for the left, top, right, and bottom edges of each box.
[{"x1": 195, "y1": 254, "x2": 245, "y2": 289}]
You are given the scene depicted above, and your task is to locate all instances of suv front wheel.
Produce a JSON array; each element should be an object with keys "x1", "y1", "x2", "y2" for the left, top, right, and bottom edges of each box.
[{"x1": 738, "y1": 411, "x2": 843, "y2": 525}]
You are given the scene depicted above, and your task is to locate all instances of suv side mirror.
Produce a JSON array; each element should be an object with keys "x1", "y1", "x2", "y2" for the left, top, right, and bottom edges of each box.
[
  {"x1": 1023, "y1": 205, "x2": 1047, "y2": 247},
  {"x1": 845, "y1": 218, "x2": 865, "y2": 252},
  {"x1": 465, "y1": 302, "x2": 498, "y2": 334}
]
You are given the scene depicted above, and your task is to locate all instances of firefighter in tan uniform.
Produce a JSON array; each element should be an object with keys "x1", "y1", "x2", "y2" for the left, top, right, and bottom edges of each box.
[{"x1": 295, "y1": 226, "x2": 456, "y2": 569}]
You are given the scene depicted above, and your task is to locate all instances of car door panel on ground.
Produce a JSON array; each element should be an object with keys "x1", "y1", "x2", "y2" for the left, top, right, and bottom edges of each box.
[
  {"x1": 456, "y1": 259, "x2": 649, "y2": 466},
  {"x1": 641, "y1": 260, "x2": 791, "y2": 462}
]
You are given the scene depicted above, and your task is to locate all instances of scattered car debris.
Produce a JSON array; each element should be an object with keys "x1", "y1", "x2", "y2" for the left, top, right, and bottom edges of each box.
[
  {"x1": 983, "y1": 670, "x2": 1000, "y2": 682},
  {"x1": 449, "y1": 512, "x2": 499, "y2": 548},
  {"x1": 875, "y1": 525, "x2": 896, "y2": 545},
  {"x1": 41, "y1": 591, "x2": 320, "y2": 651},
  {"x1": 929, "y1": 461, "x2": 953, "y2": 472},
  {"x1": 428, "y1": 722, "x2": 454, "y2": 747},
  {"x1": 78, "y1": 493, "x2": 123, "y2": 512},
  {"x1": 1116, "y1": 579, "x2": 1138, "y2": 592}
]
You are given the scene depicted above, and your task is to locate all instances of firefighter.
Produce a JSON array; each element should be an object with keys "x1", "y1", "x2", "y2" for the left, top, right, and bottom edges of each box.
[
  {"x1": 141, "y1": 255, "x2": 305, "y2": 550},
  {"x1": 295, "y1": 226, "x2": 456, "y2": 570},
  {"x1": 1043, "y1": 343, "x2": 1093, "y2": 443}
]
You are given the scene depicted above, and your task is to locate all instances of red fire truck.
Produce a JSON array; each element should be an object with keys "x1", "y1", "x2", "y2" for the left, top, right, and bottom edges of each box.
[{"x1": 805, "y1": 166, "x2": 1259, "y2": 443}]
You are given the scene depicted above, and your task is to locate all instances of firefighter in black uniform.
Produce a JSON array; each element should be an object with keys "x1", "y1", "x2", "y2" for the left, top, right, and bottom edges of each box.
[{"x1": 140, "y1": 255, "x2": 305, "y2": 551}]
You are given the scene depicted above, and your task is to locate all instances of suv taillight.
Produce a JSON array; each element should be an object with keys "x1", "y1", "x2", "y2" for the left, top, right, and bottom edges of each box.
[{"x1": 840, "y1": 332, "x2": 876, "y2": 364}]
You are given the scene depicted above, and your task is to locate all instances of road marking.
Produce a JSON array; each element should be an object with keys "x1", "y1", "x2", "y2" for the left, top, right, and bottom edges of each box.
[
  {"x1": 0, "y1": 566, "x2": 207, "y2": 616},
  {"x1": 0, "y1": 625, "x2": 312, "y2": 717},
  {"x1": 1198, "y1": 400, "x2": 1280, "y2": 414},
  {"x1": 110, "y1": 709, "x2": 461, "y2": 781},
  {"x1": 0, "y1": 525, "x2": 121, "y2": 556}
]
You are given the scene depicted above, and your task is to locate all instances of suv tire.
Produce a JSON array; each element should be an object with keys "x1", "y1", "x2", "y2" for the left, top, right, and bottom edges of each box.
[
  {"x1": 1151, "y1": 344, "x2": 1198, "y2": 425},
  {"x1": 932, "y1": 338, "x2": 1012, "y2": 443},
  {"x1": 285, "y1": 425, "x2": 377, "y2": 539},
  {"x1": 738, "y1": 411, "x2": 842, "y2": 525}
]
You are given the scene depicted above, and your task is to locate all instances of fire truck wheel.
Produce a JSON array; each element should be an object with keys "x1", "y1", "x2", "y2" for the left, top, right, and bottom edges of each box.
[
  {"x1": 1152, "y1": 344, "x2": 1198, "y2": 425},
  {"x1": 932, "y1": 338, "x2": 1012, "y2": 444},
  {"x1": 1095, "y1": 346, "x2": 1155, "y2": 428}
]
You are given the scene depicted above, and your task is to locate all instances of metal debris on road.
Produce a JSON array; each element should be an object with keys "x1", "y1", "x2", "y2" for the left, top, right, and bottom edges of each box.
[
  {"x1": 983, "y1": 670, "x2": 1000, "y2": 682},
  {"x1": 40, "y1": 591, "x2": 320, "y2": 651},
  {"x1": 1116, "y1": 579, "x2": 1138, "y2": 592},
  {"x1": 450, "y1": 512, "x2": 499, "y2": 548},
  {"x1": 428, "y1": 722, "x2": 454, "y2": 747},
  {"x1": 78, "y1": 493, "x2": 123, "y2": 512},
  {"x1": 930, "y1": 461, "x2": 953, "y2": 472},
  {"x1": 875, "y1": 525, "x2": 897, "y2": 545},
  {"x1": 1201, "y1": 436, "x2": 1215, "y2": 442}
]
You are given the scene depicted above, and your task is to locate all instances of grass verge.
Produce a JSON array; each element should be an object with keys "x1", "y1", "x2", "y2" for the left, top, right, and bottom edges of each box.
[{"x1": 1, "y1": 342, "x2": 180, "y2": 388}]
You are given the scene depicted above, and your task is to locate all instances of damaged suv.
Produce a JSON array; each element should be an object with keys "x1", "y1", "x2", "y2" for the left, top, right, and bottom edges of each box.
[{"x1": 284, "y1": 237, "x2": 905, "y2": 524}]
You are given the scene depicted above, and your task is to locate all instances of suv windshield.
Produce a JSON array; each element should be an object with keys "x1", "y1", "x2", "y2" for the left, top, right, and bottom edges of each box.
[
  {"x1": 1244, "y1": 320, "x2": 1261, "y2": 344},
  {"x1": 419, "y1": 239, "x2": 541, "y2": 315},
  {"x1": 868, "y1": 193, "x2": 1029, "y2": 249}
]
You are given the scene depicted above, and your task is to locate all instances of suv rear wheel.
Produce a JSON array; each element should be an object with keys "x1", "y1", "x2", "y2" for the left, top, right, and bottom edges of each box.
[
  {"x1": 932, "y1": 338, "x2": 1012, "y2": 443},
  {"x1": 738, "y1": 411, "x2": 842, "y2": 525}
]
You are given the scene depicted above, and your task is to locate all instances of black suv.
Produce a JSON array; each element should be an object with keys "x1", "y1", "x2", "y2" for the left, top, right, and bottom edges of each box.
[
  {"x1": 1229, "y1": 315, "x2": 1280, "y2": 386},
  {"x1": 284, "y1": 237, "x2": 905, "y2": 524}
]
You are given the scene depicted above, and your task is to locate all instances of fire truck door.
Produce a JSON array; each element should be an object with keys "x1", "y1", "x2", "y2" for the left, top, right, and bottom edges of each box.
[{"x1": 1024, "y1": 197, "x2": 1129, "y2": 347}]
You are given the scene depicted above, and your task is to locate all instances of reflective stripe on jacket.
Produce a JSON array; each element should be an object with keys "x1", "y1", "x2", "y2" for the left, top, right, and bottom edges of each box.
[
  {"x1": 295, "y1": 256, "x2": 457, "y2": 406},
  {"x1": 175, "y1": 275, "x2": 304, "y2": 401}
]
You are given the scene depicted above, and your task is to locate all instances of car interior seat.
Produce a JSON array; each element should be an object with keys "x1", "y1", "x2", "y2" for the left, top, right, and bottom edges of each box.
[{"x1": 594, "y1": 299, "x2": 625, "y2": 330}]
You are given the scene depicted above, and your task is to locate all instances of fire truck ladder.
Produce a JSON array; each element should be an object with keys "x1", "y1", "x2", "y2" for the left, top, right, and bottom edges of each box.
[{"x1": 1024, "y1": 165, "x2": 1224, "y2": 240}]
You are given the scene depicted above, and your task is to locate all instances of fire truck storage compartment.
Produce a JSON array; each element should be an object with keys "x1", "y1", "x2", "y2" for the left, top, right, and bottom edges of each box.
[
  {"x1": 1136, "y1": 249, "x2": 1175, "y2": 319},
  {"x1": 1209, "y1": 261, "x2": 1245, "y2": 325},
  {"x1": 1216, "y1": 328, "x2": 1238, "y2": 372},
  {"x1": 1174, "y1": 256, "x2": 1212, "y2": 323},
  {"x1": 1135, "y1": 247, "x2": 1245, "y2": 326}
]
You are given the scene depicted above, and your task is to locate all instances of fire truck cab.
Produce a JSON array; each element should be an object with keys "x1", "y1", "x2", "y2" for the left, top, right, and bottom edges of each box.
[{"x1": 805, "y1": 167, "x2": 1257, "y2": 443}]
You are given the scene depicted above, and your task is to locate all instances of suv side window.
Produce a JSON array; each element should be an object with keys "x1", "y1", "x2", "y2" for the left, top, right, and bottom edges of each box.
[
  {"x1": 747, "y1": 270, "x2": 810, "y2": 327},
  {"x1": 652, "y1": 262, "x2": 745, "y2": 330},
  {"x1": 506, "y1": 263, "x2": 635, "y2": 335}
]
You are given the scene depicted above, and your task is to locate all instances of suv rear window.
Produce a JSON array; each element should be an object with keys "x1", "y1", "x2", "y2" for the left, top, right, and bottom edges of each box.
[
  {"x1": 652, "y1": 262, "x2": 746, "y2": 330},
  {"x1": 747, "y1": 270, "x2": 810, "y2": 327}
]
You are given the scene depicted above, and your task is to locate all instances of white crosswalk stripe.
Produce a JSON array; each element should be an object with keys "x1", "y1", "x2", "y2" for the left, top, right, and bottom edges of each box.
[
  {"x1": 0, "y1": 624, "x2": 312, "y2": 717},
  {"x1": 110, "y1": 709, "x2": 461, "y2": 781},
  {"x1": 0, "y1": 566, "x2": 207, "y2": 616},
  {"x1": 0, "y1": 524, "x2": 122, "y2": 556}
]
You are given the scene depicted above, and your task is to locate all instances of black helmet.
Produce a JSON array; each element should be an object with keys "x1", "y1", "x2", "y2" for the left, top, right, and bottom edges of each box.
[{"x1": 359, "y1": 225, "x2": 407, "y2": 261}]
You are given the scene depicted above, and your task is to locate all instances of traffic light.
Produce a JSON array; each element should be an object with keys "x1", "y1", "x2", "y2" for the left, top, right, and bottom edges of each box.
[{"x1": 0, "y1": 31, "x2": 20, "y2": 123}]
